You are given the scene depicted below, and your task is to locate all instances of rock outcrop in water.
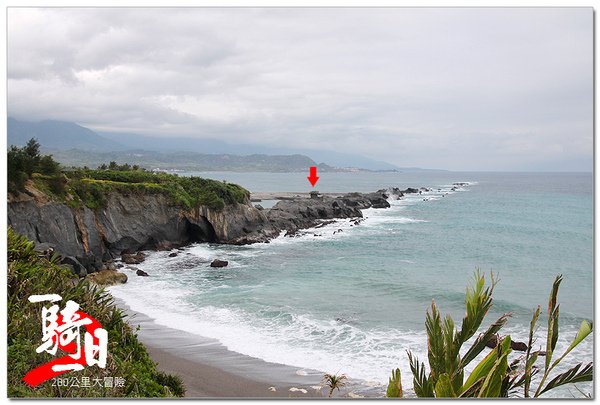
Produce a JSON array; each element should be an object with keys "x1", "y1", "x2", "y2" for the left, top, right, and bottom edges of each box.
[
  {"x1": 266, "y1": 189, "x2": 409, "y2": 234},
  {"x1": 8, "y1": 183, "x2": 420, "y2": 275}
]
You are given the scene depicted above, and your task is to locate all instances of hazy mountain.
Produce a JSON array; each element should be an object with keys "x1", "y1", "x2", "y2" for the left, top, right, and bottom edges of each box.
[
  {"x1": 47, "y1": 149, "x2": 339, "y2": 172},
  {"x1": 99, "y1": 132, "x2": 401, "y2": 171},
  {"x1": 8, "y1": 117, "x2": 431, "y2": 171},
  {"x1": 8, "y1": 117, "x2": 126, "y2": 151}
]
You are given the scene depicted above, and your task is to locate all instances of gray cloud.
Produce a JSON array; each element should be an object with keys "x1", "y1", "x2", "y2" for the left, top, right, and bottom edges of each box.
[{"x1": 8, "y1": 7, "x2": 593, "y2": 171}]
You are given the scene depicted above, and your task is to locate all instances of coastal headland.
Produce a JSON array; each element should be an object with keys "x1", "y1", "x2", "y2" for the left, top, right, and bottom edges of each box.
[{"x1": 8, "y1": 170, "x2": 441, "y2": 277}]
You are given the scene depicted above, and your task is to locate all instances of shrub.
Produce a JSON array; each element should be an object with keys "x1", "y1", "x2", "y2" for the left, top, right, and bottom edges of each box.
[{"x1": 47, "y1": 174, "x2": 68, "y2": 196}]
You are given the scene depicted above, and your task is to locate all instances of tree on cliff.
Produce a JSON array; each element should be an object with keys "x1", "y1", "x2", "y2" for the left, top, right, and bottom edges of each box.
[{"x1": 8, "y1": 138, "x2": 61, "y2": 192}]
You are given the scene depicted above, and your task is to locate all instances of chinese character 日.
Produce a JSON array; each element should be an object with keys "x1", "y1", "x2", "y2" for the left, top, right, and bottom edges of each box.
[{"x1": 22, "y1": 294, "x2": 109, "y2": 387}]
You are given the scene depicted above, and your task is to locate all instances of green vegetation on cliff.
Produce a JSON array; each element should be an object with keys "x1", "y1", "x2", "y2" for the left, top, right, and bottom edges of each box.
[
  {"x1": 8, "y1": 228, "x2": 185, "y2": 398},
  {"x1": 66, "y1": 168, "x2": 248, "y2": 211},
  {"x1": 8, "y1": 138, "x2": 250, "y2": 211},
  {"x1": 8, "y1": 139, "x2": 61, "y2": 193}
]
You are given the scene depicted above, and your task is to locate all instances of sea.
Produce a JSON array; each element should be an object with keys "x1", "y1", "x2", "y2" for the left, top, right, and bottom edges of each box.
[{"x1": 109, "y1": 171, "x2": 593, "y2": 398}]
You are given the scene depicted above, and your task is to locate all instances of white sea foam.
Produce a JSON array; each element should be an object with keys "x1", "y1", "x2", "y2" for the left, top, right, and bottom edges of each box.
[{"x1": 110, "y1": 274, "x2": 426, "y2": 390}]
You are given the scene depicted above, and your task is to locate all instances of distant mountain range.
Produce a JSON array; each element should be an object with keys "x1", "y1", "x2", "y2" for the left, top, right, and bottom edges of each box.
[
  {"x1": 8, "y1": 117, "x2": 125, "y2": 152},
  {"x1": 7, "y1": 117, "x2": 442, "y2": 172},
  {"x1": 97, "y1": 131, "x2": 402, "y2": 171}
]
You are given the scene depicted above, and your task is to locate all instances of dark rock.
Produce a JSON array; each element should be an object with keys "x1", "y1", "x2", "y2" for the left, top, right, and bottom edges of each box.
[
  {"x1": 511, "y1": 341, "x2": 528, "y2": 352},
  {"x1": 210, "y1": 259, "x2": 229, "y2": 268},
  {"x1": 156, "y1": 241, "x2": 175, "y2": 251},
  {"x1": 169, "y1": 252, "x2": 178, "y2": 257},
  {"x1": 60, "y1": 256, "x2": 87, "y2": 277},
  {"x1": 365, "y1": 193, "x2": 390, "y2": 209},
  {"x1": 122, "y1": 251, "x2": 146, "y2": 264},
  {"x1": 136, "y1": 269, "x2": 149, "y2": 277},
  {"x1": 34, "y1": 242, "x2": 56, "y2": 256},
  {"x1": 485, "y1": 335, "x2": 529, "y2": 352}
]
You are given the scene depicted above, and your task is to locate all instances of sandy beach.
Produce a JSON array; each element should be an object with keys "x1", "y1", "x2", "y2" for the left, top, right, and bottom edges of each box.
[{"x1": 115, "y1": 298, "x2": 337, "y2": 398}]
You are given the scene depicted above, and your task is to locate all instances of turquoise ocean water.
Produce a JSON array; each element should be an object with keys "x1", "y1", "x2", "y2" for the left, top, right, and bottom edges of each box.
[{"x1": 110, "y1": 172, "x2": 593, "y2": 397}]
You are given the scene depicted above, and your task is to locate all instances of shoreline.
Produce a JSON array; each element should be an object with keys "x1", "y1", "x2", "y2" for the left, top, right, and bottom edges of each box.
[{"x1": 114, "y1": 297, "x2": 374, "y2": 398}]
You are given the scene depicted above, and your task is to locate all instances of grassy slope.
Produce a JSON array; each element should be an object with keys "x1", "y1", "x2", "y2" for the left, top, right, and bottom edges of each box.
[
  {"x1": 31, "y1": 169, "x2": 249, "y2": 211},
  {"x1": 7, "y1": 228, "x2": 185, "y2": 398}
]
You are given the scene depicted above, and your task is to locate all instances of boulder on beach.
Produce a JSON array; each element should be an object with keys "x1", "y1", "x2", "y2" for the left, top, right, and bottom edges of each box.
[
  {"x1": 210, "y1": 259, "x2": 229, "y2": 268},
  {"x1": 87, "y1": 270, "x2": 128, "y2": 286}
]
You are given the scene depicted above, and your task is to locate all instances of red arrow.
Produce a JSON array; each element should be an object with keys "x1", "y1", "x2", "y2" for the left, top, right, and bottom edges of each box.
[{"x1": 307, "y1": 166, "x2": 319, "y2": 187}]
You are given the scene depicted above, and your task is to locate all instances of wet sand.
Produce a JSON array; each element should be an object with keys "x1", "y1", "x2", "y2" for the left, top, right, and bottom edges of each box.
[{"x1": 115, "y1": 299, "x2": 331, "y2": 398}]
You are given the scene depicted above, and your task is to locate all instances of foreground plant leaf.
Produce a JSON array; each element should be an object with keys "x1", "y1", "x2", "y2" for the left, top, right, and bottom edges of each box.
[{"x1": 538, "y1": 363, "x2": 593, "y2": 396}]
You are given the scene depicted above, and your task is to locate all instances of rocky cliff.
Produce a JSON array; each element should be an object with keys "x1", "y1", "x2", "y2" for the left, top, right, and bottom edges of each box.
[
  {"x1": 8, "y1": 182, "x2": 417, "y2": 276},
  {"x1": 8, "y1": 184, "x2": 278, "y2": 274}
]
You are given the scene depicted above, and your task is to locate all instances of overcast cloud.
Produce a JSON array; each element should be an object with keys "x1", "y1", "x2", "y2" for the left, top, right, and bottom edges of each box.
[{"x1": 7, "y1": 8, "x2": 593, "y2": 171}]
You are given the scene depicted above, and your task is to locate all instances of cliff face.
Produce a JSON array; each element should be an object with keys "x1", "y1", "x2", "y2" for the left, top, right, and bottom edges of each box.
[
  {"x1": 8, "y1": 188, "x2": 277, "y2": 273},
  {"x1": 8, "y1": 182, "x2": 410, "y2": 275}
]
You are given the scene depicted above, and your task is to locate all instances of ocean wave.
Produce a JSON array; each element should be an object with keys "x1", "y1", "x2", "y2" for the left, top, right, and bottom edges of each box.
[
  {"x1": 110, "y1": 280, "x2": 426, "y2": 389},
  {"x1": 110, "y1": 266, "x2": 592, "y2": 398}
]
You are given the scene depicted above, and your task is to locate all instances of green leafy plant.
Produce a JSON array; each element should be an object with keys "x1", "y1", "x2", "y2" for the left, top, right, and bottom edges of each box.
[
  {"x1": 526, "y1": 276, "x2": 593, "y2": 397},
  {"x1": 386, "y1": 368, "x2": 403, "y2": 398},
  {"x1": 406, "y1": 270, "x2": 510, "y2": 397},
  {"x1": 322, "y1": 373, "x2": 347, "y2": 397},
  {"x1": 404, "y1": 271, "x2": 593, "y2": 398}
]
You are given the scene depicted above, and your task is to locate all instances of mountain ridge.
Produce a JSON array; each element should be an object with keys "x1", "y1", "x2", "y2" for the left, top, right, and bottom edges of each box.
[{"x1": 7, "y1": 117, "x2": 443, "y2": 172}]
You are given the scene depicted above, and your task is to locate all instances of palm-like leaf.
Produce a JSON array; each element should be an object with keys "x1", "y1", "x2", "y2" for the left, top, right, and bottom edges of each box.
[
  {"x1": 524, "y1": 305, "x2": 541, "y2": 397},
  {"x1": 459, "y1": 313, "x2": 510, "y2": 369},
  {"x1": 425, "y1": 299, "x2": 445, "y2": 384},
  {"x1": 550, "y1": 320, "x2": 594, "y2": 370},
  {"x1": 544, "y1": 275, "x2": 562, "y2": 372},
  {"x1": 477, "y1": 336, "x2": 512, "y2": 397},
  {"x1": 538, "y1": 363, "x2": 593, "y2": 396},
  {"x1": 386, "y1": 368, "x2": 403, "y2": 398},
  {"x1": 461, "y1": 341, "x2": 501, "y2": 393},
  {"x1": 407, "y1": 351, "x2": 434, "y2": 397},
  {"x1": 434, "y1": 373, "x2": 456, "y2": 397},
  {"x1": 457, "y1": 270, "x2": 497, "y2": 345}
]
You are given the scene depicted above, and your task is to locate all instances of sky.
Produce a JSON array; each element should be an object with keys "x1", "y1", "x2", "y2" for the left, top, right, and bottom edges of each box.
[{"x1": 7, "y1": 7, "x2": 593, "y2": 171}]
